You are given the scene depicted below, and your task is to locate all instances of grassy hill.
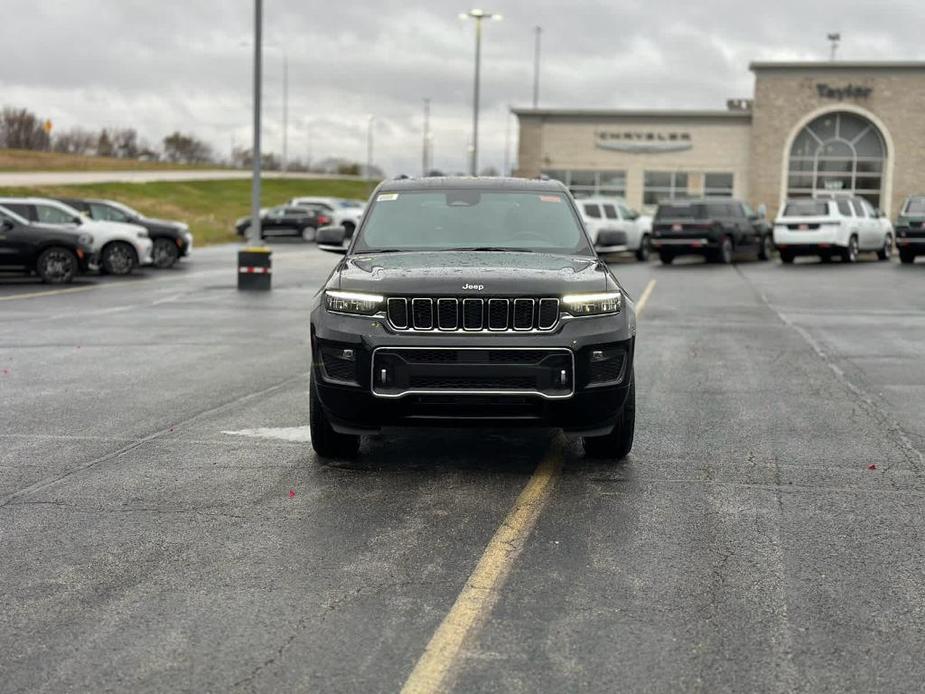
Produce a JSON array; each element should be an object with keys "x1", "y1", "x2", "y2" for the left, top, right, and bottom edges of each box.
[
  {"x1": 0, "y1": 148, "x2": 221, "y2": 172},
  {"x1": 0, "y1": 178, "x2": 373, "y2": 245}
]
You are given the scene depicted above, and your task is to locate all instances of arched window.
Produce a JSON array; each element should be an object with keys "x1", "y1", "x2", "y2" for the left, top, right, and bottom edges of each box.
[{"x1": 787, "y1": 112, "x2": 886, "y2": 208}]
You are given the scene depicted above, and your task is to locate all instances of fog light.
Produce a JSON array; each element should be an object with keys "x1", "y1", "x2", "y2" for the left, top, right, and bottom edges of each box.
[
  {"x1": 591, "y1": 349, "x2": 606, "y2": 362},
  {"x1": 341, "y1": 348, "x2": 355, "y2": 361}
]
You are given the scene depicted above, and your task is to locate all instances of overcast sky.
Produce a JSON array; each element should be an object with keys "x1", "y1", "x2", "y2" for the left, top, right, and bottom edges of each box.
[{"x1": 1, "y1": 0, "x2": 923, "y2": 175}]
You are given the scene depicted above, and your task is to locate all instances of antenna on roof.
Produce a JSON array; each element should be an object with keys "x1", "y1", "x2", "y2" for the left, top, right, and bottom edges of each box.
[{"x1": 827, "y1": 32, "x2": 841, "y2": 61}]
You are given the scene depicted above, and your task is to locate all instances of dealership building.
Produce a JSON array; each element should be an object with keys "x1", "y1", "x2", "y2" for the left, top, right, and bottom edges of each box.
[{"x1": 514, "y1": 61, "x2": 925, "y2": 217}]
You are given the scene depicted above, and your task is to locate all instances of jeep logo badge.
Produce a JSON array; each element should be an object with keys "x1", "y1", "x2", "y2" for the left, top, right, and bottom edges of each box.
[{"x1": 462, "y1": 283, "x2": 485, "y2": 291}]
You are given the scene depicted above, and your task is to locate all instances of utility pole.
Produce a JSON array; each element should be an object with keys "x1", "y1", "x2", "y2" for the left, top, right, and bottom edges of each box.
[
  {"x1": 422, "y1": 98, "x2": 431, "y2": 176},
  {"x1": 828, "y1": 32, "x2": 841, "y2": 61},
  {"x1": 532, "y1": 26, "x2": 542, "y2": 108}
]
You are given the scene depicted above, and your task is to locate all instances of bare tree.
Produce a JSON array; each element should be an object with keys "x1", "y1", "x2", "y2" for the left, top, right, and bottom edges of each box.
[
  {"x1": 0, "y1": 107, "x2": 50, "y2": 150},
  {"x1": 163, "y1": 131, "x2": 214, "y2": 164},
  {"x1": 111, "y1": 128, "x2": 140, "y2": 159},
  {"x1": 53, "y1": 127, "x2": 97, "y2": 155}
]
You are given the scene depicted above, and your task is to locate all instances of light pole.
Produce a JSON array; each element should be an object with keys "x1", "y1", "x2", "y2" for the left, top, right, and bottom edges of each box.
[
  {"x1": 250, "y1": 0, "x2": 262, "y2": 246},
  {"x1": 532, "y1": 26, "x2": 542, "y2": 108},
  {"x1": 459, "y1": 9, "x2": 502, "y2": 176},
  {"x1": 367, "y1": 115, "x2": 375, "y2": 181},
  {"x1": 828, "y1": 32, "x2": 841, "y2": 61},
  {"x1": 422, "y1": 98, "x2": 431, "y2": 176},
  {"x1": 282, "y1": 51, "x2": 288, "y2": 171}
]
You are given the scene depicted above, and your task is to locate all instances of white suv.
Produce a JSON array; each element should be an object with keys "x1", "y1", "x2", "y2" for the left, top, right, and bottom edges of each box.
[
  {"x1": 773, "y1": 196, "x2": 894, "y2": 264},
  {"x1": 0, "y1": 197, "x2": 153, "y2": 275},
  {"x1": 288, "y1": 197, "x2": 365, "y2": 237},
  {"x1": 576, "y1": 197, "x2": 653, "y2": 261}
]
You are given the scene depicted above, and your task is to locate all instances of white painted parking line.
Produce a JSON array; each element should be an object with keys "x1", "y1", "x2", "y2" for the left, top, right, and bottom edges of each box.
[{"x1": 222, "y1": 426, "x2": 312, "y2": 443}]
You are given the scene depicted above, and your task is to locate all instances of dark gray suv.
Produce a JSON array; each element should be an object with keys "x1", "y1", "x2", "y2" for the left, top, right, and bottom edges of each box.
[{"x1": 308, "y1": 177, "x2": 638, "y2": 461}]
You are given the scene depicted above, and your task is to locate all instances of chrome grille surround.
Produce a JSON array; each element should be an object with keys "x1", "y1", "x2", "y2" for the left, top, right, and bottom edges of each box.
[{"x1": 386, "y1": 297, "x2": 561, "y2": 333}]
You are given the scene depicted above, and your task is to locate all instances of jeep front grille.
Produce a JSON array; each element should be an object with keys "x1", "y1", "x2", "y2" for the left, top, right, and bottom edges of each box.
[{"x1": 387, "y1": 297, "x2": 560, "y2": 333}]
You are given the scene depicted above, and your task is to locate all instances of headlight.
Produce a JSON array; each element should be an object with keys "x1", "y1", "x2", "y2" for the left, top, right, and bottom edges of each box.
[
  {"x1": 325, "y1": 290, "x2": 384, "y2": 316},
  {"x1": 78, "y1": 233, "x2": 94, "y2": 246},
  {"x1": 561, "y1": 291, "x2": 622, "y2": 316}
]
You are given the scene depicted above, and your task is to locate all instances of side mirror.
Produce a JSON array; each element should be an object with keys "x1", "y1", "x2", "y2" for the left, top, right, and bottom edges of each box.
[
  {"x1": 72, "y1": 217, "x2": 83, "y2": 225},
  {"x1": 873, "y1": 207, "x2": 883, "y2": 218},
  {"x1": 316, "y1": 225, "x2": 348, "y2": 253},
  {"x1": 1, "y1": 218, "x2": 13, "y2": 231}
]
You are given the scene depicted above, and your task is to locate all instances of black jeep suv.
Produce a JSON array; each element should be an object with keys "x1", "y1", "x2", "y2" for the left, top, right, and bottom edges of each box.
[
  {"x1": 0, "y1": 205, "x2": 97, "y2": 283},
  {"x1": 309, "y1": 178, "x2": 637, "y2": 461},
  {"x1": 895, "y1": 195, "x2": 925, "y2": 264},
  {"x1": 652, "y1": 198, "x2": 773, "y2": 264}
]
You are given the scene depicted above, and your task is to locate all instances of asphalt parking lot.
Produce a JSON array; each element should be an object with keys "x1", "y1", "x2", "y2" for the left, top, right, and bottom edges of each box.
[{"x1": 2, "y1": 245, "x2": 924, "y2": 693}]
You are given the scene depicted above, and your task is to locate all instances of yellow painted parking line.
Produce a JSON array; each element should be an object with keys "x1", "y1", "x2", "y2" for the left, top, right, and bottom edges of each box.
[
  {"x1": 400, "y1": 442, "x2": 564, "y2": 694},
  {"x1": 0, "y1": 285, "x2": 98, "y2": 302},
  {"x1": 401, "y1": 279, "x2": 657, "y2": 694},
  {"x1": 636, "y1": 278, "x2": 656, "y2": 314}
]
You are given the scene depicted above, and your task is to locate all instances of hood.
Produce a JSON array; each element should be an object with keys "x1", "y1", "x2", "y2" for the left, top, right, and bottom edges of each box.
[
  {"x1": 80, "y1": 220, "x2": 147, "y2": 236},
  {"x1": 332, "y1": 251, "x2": 609, "y2": 295},
  {"x1": 142, "y1": 217, "x2": 187, "y2": 232}
]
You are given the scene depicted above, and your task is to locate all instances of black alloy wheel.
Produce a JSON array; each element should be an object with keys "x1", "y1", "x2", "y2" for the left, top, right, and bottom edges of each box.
[
  {"x1": 36, "y1": 247, "x2": 78, "y2": 284},
  {"x1": 152, "y1": 238, "x2": 180, "y2": 269},
  {"x1": 101, "y1": 241, "x2": 137, "y2": 275}
]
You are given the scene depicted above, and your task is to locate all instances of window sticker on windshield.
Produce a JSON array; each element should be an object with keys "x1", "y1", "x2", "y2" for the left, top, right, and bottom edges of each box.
[
  {"x1": 377, "y1": 193, "x2": 399, "y2": 202},
  {"x1": 539, "y1": 195, "x2": 561, "y2": 202}
]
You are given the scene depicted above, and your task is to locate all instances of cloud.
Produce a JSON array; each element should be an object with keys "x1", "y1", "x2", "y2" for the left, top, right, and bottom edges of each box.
[{"x1": 1, "y1": 0, "x2": 923, "y2": 176}]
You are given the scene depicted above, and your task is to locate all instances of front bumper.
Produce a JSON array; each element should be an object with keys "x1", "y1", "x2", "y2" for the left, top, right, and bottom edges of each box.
[
  {"x1": 895, "y1": 228, "x2": 925, "y2": 252},
  {"x1": 76, "y1": 249, "x2": 99, "y2": 273},
  {"x1": 180, "y1": 231, "x2": 193, "y2": 256},
  {"x1": 311, "y1": 307, "x2": 635, "y2": 435},
  {"x1": 136, "y1": 238, "x2": 154, "y2": 265}
]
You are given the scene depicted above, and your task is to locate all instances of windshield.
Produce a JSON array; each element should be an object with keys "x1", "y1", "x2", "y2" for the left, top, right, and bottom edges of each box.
[
  {"x1": 782, "y1": 200, "x2": 830, "y2": 217},
  {"x1": 107, "y1": 200, "x2": 142, "y2": 218},
  {"x1": 0, "y1": 204, "x2": 29, "y2": 225},
  {"x1": 655, "y1": 203, "x2": 708, "y2": 220},
  {"x1": 338, "y1": 200, "x2": 363, "y2": 208},
  {"x1": 903, "y1": 198, "x2": 925, "y2": 216},
  {"x1": 353, "y1": 190, "x2": 593, "y2": 255}
]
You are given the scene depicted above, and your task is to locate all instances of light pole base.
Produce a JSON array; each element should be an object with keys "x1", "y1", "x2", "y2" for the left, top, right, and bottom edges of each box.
[{"x1": 237, "y1": 247, "x2": 272, "y2": 290}]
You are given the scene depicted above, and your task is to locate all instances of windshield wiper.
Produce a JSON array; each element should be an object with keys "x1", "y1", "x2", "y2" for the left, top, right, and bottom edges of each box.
[{"x1": 442, "y1": 246, "x2": 529, "y2": 252}]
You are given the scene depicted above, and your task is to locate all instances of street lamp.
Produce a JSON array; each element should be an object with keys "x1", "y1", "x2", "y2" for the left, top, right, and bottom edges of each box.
[
  {"x1": 239, "y1": 40, "x2": 288, "y2": 171},
  {"x1": 459, "y1": 9, "x2": 502, "y2": 176},
  {"x1": 367, "y1": 115, "x2": 375, "y2": 181},
  {"x1": 532, "y1": 26, "x2": 542, "y2": 108}
]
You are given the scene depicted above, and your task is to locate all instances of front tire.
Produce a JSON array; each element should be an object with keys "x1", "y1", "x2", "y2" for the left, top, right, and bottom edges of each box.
[
  {"x1": 101, "y1": 241, "x2": 138, "y2": 275},
  {"x1": 36, "y1": 247, "x2": 78, "y2": 284},
  {"x1": 301, "y1": 225, "x2": 316, "y2": 242},
  {"x1": 876, "y1": 234, "x2": 893, "y2": 261},
  {"x1": 583, "y1": 372, "x2": 635, "y2": 461},
  {"x1": 659, "y1": 251, "x2": 675, "y2": 265},
  {"x1": 780, "y1": 250, "x2": 795, "y2": 264},
  {"x1": 310, "y1": 376, "x2": 360, "y2": 460},
  {"x1": 635, "y1": 234, "x2": 650, "y2": 262},
  {"x1": 152, "y1": 238, "x2": 180, "y2": 269},
  {"x1": 899, "y1": 248, "x2": 916, "y2": 264},
  {"x1": 342, "y1": 221, "x2": 356, "y2": 240}
]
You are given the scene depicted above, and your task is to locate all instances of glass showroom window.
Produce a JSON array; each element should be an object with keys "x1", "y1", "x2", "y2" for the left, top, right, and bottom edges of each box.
[
  {"x1": 643, "y1": 171, "x2": 689, "y2": 206},
  {"x1": 787, "y1": 111, "x2": 886, "y2": 208},
  {"x1": 704, "y1": 172, "x2": 734, "y2": 197},
  {"x1": 540, "y1": 170, "x2": 626, "y2": 198}
]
